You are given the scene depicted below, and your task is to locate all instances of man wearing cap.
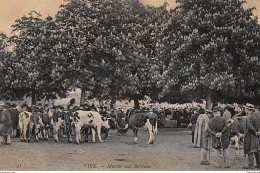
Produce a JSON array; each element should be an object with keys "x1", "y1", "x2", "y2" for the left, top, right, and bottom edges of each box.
[
  {"x1": 243, "y1": 104, "x2": 260, "y2": 169},
  {"x1": 207, "y1": 106, "x2": 230, "y2": 168},
  {"x1": 200, "y1": 109, "x2": 213, "y2": 165},
  {"x1": 194, "y1": 107, "x2": 207, "y2": 148}
]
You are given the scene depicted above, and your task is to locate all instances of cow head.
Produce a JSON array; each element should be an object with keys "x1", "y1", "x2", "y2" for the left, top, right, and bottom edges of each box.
[{"x1": 101, "y1": 117, "x2": 110, "y2": 129}]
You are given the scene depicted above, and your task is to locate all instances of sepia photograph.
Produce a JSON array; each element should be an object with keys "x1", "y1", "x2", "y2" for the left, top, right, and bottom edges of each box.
[{"x1": 1, "y1": 0, "x2": 260, "y2": 171}]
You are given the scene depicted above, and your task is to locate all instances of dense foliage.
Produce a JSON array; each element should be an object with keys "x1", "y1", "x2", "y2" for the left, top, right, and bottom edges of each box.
[{"x1": 1, "y1": 0, "x2": 260, "y2": 108}]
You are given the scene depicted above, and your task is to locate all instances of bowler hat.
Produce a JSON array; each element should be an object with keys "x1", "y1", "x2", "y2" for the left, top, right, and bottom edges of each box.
[
  {"x1": 213, "y1": 106, "x2": 222, "y2": 112},
  {"x1": 198, "y1": 108, "x2": 205, "y2": 114},
  {"x1": 205, "y1": 109, "x2": 213, "y2": 114}
]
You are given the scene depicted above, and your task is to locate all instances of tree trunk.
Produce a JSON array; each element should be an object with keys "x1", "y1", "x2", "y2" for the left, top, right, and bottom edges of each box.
[
  {"x1": 80, "y1": 87, "x2": 86, "y2": 107},
  {"x1": 205, "y1": 89, "x2": 212, "y2": 110},
  {"x1": 134, "y1": 95, "x2": 140, "y2": 109},
  {"x1": 31, "y1": 83, "x2": 36, "y2": 106}
]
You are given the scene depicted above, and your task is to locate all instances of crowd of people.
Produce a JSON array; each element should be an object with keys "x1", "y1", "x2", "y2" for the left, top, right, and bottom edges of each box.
[
  {"x1": 1, "y1": 98, "x2": 260, "y2": 169},
  {"x1": 190, "y1": 103, "x2": 260, "y2": 169}
]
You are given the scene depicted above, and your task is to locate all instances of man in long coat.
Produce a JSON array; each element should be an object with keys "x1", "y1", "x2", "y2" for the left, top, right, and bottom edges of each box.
[
  {"x1": 194, "y1": 108, "x2": 207, "y2": 148},
  {"x1": 207, "y1": 106, "x2": 230, "y2": 168},
  {"x1": 190, "y1": 107, "x2": 200, "y2": 143},
  {"x1": 200, "y1": 109, "x2": 213, "y2": 164},
  {"x1": 243, "y1": 104, "x2": 260, "y2": 169},
  {"x1": 9, "y1": 104, "x2": 20, "y2": 137},
  {"x1": 0, "y1": 105, "x2": 12, "y2": 145}
]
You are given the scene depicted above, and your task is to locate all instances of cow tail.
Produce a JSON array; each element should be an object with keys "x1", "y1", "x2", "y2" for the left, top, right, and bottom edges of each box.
[{"x1": 154, "y1": 121, "x2": 158, "y2": 135}]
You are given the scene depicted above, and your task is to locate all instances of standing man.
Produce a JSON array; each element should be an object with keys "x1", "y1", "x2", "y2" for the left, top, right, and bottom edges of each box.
[
  {"x1": 0, "y1": 104, "x2": 12, "y2": 145},
  {"x1": 194, "y1": 107, "x2": 206, "y2": 148},
  {"x1": 200, "y1": 109, "x2": 213, "y2": 165},
  {"x1": 9, "y1": 103, "x2": 19, "y2": 138},
  {"x1": 243, "y1": 104, "x2": 260, "y2": 169},
  {"x1": 207, "y1": 106, "x2": 230, "y2": 168},
  {"x1": 189, "y1": 107, "x2": 200, "y2": 144}
]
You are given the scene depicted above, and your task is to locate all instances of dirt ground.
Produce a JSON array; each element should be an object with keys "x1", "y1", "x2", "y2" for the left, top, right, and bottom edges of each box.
[{"x1": 0, "y1": 128, "x2": 254, "y2": 171}]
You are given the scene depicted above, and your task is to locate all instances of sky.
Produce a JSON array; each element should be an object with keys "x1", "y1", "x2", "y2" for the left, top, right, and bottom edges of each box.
[{"x1": 0, "y1": 0, "x2": 260, "y2": 36}]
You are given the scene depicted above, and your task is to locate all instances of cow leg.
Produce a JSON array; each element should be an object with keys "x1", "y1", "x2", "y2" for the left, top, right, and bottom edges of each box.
[
  {"x1": 74, "y1": 124, "x2": 81, "y2": 145},
  {"x1": 23, "y1": 124, "x2": 28, "y2": 142},
  {"x1": 154, "y1": 121, "x2": 158, "y2": 135},
  {"x1": 145, "y1": 119, "x2": 153, "y2": 144},
  {"x1": 49, "y1": 126, "x2": 53, "y2": 138},
  {"x1": 234, "y1": 135, "x2": 239, "y2": 159},
  {"x1": 20, "y1": 128, "x2": 24, "y2": 142},
  {"x1": 133, "y1": 127, "x2": 138, "y2": 144},
  {"x1": 53, "y1": 124, "x2": 59, "y2": 142},
  {"x1": 35, "y1": 124, "x2": 41, "y2": 142},
  {"x1": 97, "y1": 126, "x2": 103, "y2": 143},
  {"x1": 79, "y1": 129, "x2": 82, "y2": 142},
  {"x1": 67, "y1": 129, "x2": 73, "y2": 143},
  {"x1": 28, "y1": 122, "x2": 34, "y2": 143},
  {"x1": 19, "y1": 119, "x2": 24, "y2": 142},
  {"x1": 85, "y1": 128, "x2": 89, "y2": 142},
  {"x1": 45, "y1": 126, "x2": 49, "y2": 140},
  {"x1": 91, "y1": 128, "x2": 96, "y2": 143}
]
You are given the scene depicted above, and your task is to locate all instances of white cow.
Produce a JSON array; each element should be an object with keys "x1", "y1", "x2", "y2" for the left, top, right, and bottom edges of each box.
[
  {"x1": 73, "y1": 111, "x2": 109, "y2": 145},
  {"x1": 52, "y1": 117, "x2": 65, "y2": 143},
  {"x1": 19, "y1": 111, "x2": 44, "y2": 142}
]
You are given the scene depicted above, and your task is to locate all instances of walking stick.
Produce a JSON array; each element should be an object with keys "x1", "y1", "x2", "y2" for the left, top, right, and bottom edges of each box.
[
  {"x1": 209, "y1": 139, "x2": 210, "y2": 162},
  {"x1": 209, "y1": 136, "x2": 211, "y2": 163}
]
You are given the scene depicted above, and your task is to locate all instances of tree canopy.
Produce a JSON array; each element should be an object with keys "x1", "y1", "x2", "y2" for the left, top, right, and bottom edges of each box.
[
  {"x1": 159, "y1": 0, "x2": 260, "y2": 108},
  {"x1": 1, "y1": 0, "x2": 260, "y2": 108}
]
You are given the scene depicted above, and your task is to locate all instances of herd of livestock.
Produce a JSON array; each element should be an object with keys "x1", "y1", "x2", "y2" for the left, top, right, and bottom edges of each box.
[
  {"x1": 0, "y1": 101, "x2": 250, "y2": 154},
  {"x1": 0, "y1": 102, "x2": 159, "y2": 145}
]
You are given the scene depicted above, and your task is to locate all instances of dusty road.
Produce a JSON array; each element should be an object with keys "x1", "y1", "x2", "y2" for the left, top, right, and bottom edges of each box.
[{"x1": 0, "y1": 128, "x2": 251, "y2": 171}]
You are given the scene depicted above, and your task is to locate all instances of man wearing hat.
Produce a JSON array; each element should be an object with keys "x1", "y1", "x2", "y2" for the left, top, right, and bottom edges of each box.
[
  {"x1": 243, "y1": 103, "x2": 260, "y2": 169},
  {"x1": 207, "y1": 106, "x2": 230, "y2": 168},
  {"x1": 194, "y1": 107, "x2": 206, "y2": 148},
  {"x1": 200, "y1": 109, "x2": 213, "y2": 165}
]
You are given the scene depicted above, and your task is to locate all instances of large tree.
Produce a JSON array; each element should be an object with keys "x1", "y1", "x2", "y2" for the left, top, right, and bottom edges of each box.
[
  {"x1": 54, "y1": 0, "x2": 168, "y2": 108},
  {"x1": 10, "y1": 11, "x2": 68, "y2": 105},
  {"x1": 160, "y1": 0, "x2": 260, "y2": 108}
]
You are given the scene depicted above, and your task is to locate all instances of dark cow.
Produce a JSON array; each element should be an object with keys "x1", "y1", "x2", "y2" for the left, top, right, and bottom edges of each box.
[
  {"x1": 122, "y1": 109, "x2": 158, "y2": 144},
  {"x1": 62, "y1": 111, "x2": 74, "y2": 143},
  {"x1": 116, "y1": 110, "x2": 128, "y2": 134},
  {"x1": 41, "y1": 112, "x2": 51, "y2": 140},
  {"x1": 30, "y1": 112, "x2": 44, "y2": 142},
  {"x1": 228, "y1": 116, "x2": 247, "y2": 159},
  {"x1": 51, "y1": 110, "x2": 76, "y2": 143}
]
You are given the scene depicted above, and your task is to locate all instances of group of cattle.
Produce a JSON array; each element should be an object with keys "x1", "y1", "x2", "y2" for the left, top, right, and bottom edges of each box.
[
  {"x1": 5, "y1": 106, "x2": 158, "y2": 145},
  {"x1": 228, "y1": 115, "x2": 247, "y2": 159}
]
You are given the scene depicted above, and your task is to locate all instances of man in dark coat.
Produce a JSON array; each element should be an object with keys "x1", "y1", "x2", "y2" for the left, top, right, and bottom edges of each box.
[
  {"x1": 0, "y1": 105, "x2": 12, "y2": 145},
  {"x1": 243, "y1": 104, "x2": 260, "y2": 169},
  {"x1": 190, "y1": 107, "x2": 200, "y2": 143},
  {"x1": 207, "y1": 106, "x2": 230, "y2": 168},
  {"x1": 200, "y1": 109, "x2": 213, "y2": 165},
  {"x1": 9, "y1": 104, "x2": 20, "y2": 137}
]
